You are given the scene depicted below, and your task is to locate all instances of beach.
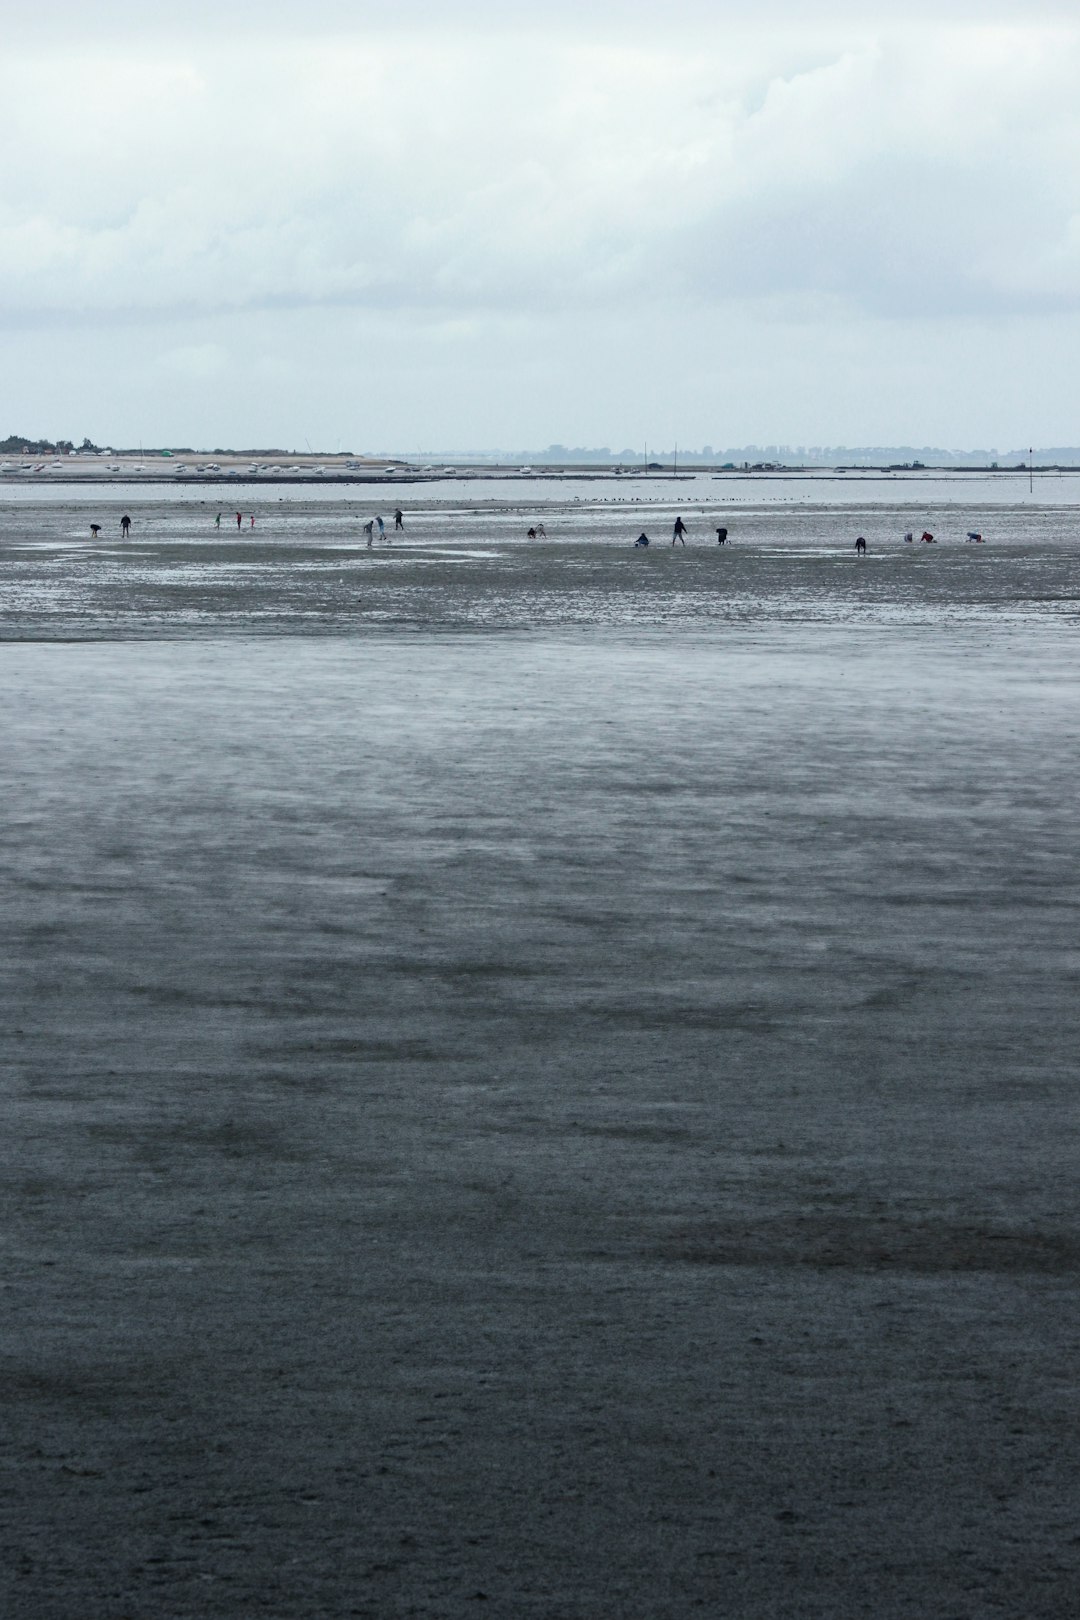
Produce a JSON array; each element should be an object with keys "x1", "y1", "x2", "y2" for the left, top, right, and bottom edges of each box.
[{"x1": 3, "y1": 490, "x2": 1079, "y2": 1617}]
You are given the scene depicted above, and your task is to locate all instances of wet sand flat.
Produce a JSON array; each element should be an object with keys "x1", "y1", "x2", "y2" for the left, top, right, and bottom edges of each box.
[{"x1": 2, "y1": 510, "x2": 1080, "y2": 1617}]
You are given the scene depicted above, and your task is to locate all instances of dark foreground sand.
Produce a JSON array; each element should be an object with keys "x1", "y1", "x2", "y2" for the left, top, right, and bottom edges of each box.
[{"x1": 2, "y1": 516, "x2": 1080, "y2": 1617}]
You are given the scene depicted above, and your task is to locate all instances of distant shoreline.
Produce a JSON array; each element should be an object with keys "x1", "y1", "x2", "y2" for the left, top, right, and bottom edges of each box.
[{"x1": 2, "y1": 464, "x2": 1077, "y2": 488}]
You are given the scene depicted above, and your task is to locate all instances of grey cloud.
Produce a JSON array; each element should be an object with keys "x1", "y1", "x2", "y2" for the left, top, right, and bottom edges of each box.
[
  {"x1": 3, "y1": 3, "x2": 1079, "y2": 449},
  {"x1": 671, "y1": 163, "x2": 1080, "y2": 321},
  {"x1": 4, "y1": 0, "x2": 1076, "y2": 43},
  {"x1": 5, "y1": 26, "x2": 1078, "y2": 329}
]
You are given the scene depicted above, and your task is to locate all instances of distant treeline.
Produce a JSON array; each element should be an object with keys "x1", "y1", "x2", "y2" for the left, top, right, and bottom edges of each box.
[
  {"x1": 1, "y1": 434, "x2": 78, "y2": 454},
  {"x1": 1, "y1": 435, "x2": 115, "y2": 454},
  {"x1": 0, "y1": 436, "x2": 293, "y2": 456}
]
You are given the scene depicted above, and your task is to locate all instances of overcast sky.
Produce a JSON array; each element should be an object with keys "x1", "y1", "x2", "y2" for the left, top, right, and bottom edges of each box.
[{"x1": 2, "y1": 1, "x2": 1078, "y2": 451}]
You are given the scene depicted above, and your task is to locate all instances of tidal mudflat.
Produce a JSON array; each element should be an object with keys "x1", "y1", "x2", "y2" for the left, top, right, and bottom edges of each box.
[{"x1": 3, "y1": 502, "x2": 1079, "y2": 1617}]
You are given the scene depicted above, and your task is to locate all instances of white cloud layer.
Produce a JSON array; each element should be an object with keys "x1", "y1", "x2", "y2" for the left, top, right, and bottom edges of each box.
[{"x1": 1, "y1": 5, "x2": 1077, "y2": 447}]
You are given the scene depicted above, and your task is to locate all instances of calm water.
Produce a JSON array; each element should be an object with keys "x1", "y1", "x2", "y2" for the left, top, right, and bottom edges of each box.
[{"x1": 2, "y1": 467, "x2": 1080, "y2": 507}]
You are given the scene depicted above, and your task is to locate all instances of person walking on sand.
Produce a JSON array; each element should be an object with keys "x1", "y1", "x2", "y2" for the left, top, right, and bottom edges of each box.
[
  {"x1": 394, "y1": 508, "x2": 404, "y2": 531},
  {"x1": 376, "y1": 515, "x2": 385, "y2": 540},
  {"x1": 672, "y1": 515, "x2": 688, "y2": 546},
  {"x1": 250, "y1": 515, "x2": 255, "y2": 528},
  {"x1": 536, "y1": 523, "x2": 546, "y2": 537},
  {"x1": 236, "y1": 512, "x2": 243, "y2": 530},
  {"x1": 214, "y1": 512, "x2": 221, "y2": 529},
  {"x1": 716, "y1": 526, "x2": 728, "y2": 544},
  {"x1": 120, "y1": 514, "x2": 131, "y2": 537},
  {"x1": 363, "y1": 520, "x2": 375, "y2": 547}
]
